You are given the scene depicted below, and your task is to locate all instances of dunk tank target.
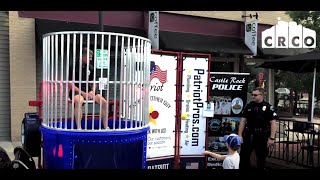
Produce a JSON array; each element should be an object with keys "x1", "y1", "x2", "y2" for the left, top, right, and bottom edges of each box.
[{"x1": 40, "y1": 31, "x2": 151, "y2": 169}]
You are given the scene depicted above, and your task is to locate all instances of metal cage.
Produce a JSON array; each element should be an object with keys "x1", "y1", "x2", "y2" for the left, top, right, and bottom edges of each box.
[{"x1": 41, "y1": 31, "x2": 151, "y2": 131}]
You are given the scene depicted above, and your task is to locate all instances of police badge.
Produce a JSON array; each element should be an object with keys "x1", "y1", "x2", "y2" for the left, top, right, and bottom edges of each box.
[{"x1": 262, "y1": 106, "x2": 266, "y2": 111}]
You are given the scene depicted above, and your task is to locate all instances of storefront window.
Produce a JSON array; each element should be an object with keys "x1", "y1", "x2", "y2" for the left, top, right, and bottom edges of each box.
[
  {"x1": 210, "y1": 61, "x2": 234, "y2": 72},
  {"x1": 243, "y1": 61, "x2": 269, "y2": 104},
  {"x1": 274, "y1": 71, "x2": 297, "y2": 117},
  {"x1": 244, "y1": 62, "x2": 297, "y2": 117}
]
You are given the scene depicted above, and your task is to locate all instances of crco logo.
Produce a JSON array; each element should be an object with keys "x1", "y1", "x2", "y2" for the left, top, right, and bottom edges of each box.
[{"x1": 262, "y1": 19, "x2": 316, "y2": 48}]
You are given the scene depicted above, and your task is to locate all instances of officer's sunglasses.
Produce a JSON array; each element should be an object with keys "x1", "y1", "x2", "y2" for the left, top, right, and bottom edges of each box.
[{"x1": 251, "y1": 93, "x2": 261, "y2": 97}]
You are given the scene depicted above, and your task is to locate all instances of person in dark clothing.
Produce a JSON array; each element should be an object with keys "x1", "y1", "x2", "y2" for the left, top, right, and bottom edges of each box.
[
  {"x1": 68, "y1": 47, "x2": 109, "y2": 129},
  {"x1": 238, "y1": 87, "x2": 277, "y2": 169}
]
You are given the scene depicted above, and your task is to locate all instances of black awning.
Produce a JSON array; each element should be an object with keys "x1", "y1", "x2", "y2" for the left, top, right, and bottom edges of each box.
[
  {"x1": 159, "y1": 31, "x2": 252, "y2": 55},
  {"x1": 257, "y1": 40, "x2": 311, "y2": 57},
  {"x1": 35, "y1": 19, "x2": 146, "y2": 40},
  {"x1": 35, "y1": 19, "x2": 147, "y2": 49},
  {"x1": 258, "y1": 50, "x2": 320, "y2": 73}
]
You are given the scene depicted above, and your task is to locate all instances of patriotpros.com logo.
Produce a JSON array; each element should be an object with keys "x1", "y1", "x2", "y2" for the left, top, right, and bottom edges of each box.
[{"x1": 262, "y1": 20, "x2": 316, "y2": 48}]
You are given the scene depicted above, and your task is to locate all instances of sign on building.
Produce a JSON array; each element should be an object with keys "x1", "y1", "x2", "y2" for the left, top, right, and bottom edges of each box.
[
  {"x1": 262, "y1": 20, "x2": 316, "y2": 48},
  {"x1": 148, "y1": 11, "x2": 159, "y2": 50},
  {"x1": 244, "y1": 20, "x2": 258, "y2": 56}
]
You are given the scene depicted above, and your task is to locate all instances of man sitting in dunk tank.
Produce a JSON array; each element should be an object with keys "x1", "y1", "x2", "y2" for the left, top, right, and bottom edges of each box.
[{"x1": 68, "y1": 47, "x2": 109, "y2": 129}]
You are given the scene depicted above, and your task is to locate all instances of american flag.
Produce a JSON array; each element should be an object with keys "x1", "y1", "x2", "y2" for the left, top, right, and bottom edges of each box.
[{"x1": 150, "y1": 64, "x2": 167, "y2": 84}]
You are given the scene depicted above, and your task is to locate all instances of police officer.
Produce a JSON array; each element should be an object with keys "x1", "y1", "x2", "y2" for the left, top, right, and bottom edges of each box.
[{"x1": 238, "y1": 87, "x2": 277, "y2": 169}]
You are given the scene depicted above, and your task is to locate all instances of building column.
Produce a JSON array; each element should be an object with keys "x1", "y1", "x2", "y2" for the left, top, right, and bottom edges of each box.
[{"x1": 9, "y1": 11, "x2": 37, "y2": 141}]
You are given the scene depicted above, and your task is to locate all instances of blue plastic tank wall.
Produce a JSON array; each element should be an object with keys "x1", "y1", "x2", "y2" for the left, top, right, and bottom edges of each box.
[{"x1": 40, "y1": 119, "x2": 149, "y2": 169}]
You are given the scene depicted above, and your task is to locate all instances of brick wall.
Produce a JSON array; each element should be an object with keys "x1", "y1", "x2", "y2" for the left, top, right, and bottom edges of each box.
[{"x1": 9, "y1": 11, "x2": 36, "y2": 141}]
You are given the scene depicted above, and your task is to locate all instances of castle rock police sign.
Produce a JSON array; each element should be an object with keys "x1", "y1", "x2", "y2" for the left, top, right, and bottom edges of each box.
[
  {"x1": 262, "y1": 20, "x2": 316, "y2": 48},
  {"x1": 210, "y1": 75, "x2": 246, "y2": 91}
]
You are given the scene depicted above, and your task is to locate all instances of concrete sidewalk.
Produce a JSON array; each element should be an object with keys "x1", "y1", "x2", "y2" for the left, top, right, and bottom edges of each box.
[{"x1": 0, "y1": 116, "x2": 319, "y2": 169}]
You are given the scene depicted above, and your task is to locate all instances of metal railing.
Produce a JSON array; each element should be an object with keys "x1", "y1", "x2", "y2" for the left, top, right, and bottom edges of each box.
[{"x1": 270, "y1": 118, "x2": 320, "y2": 168}]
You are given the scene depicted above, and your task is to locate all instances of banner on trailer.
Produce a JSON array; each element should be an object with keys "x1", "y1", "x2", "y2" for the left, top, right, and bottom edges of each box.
[
  {"x1": 206, "y1": 72, "x2": 249, "y2": 169},
  {"x1": 146, "y1": 158, "x2": 174, "y2": 169},
  {"x1": 180, "y1": 57, "x2": 208, "y2": 156},
  {"x1": 146, "y1": 54, "x2": 177, "y2": 159}
]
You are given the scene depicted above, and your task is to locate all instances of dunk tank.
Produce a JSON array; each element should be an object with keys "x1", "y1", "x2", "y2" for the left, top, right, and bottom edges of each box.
[{"x1": 36, "y1": 31, "x2": 151, "y2": 169}]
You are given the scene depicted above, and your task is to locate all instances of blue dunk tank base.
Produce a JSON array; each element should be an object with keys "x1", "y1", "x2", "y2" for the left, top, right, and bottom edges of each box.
[{"x1": 40, "y1": 119, "x2": 149, "y2": 169}]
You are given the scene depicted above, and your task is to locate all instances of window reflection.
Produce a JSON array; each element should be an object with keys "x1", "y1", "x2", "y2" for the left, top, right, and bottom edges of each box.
[{"x1": 244, "y1": 61, "x2": 268, "y2": 104}]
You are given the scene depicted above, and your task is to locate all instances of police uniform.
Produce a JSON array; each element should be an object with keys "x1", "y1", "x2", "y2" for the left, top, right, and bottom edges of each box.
[
  {"x1": 68, "y1": 62, "x2": 96, "y2": 99},
  {"x1": 239, "y1": 100, "x2": 278, "y2": 169}
]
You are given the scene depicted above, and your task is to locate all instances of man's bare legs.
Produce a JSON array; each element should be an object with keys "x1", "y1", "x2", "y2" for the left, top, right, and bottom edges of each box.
[
  {"x1": 94, "y1": 94, "x2": 108, "y2": 129},
  {"x1": 74, "y1": 95, "x2": 84, "y2": 129}
]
